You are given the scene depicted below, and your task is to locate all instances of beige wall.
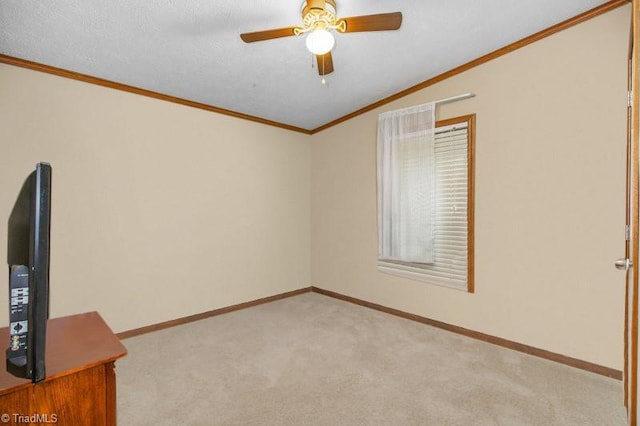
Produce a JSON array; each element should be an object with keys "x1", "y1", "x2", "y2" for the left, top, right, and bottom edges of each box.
[
  {"x1": 0, "y1": 64, "x2": 310, "y2": 332},
  {"x1": 311, "y1": 6, "x2": 630, "y2": 369}
]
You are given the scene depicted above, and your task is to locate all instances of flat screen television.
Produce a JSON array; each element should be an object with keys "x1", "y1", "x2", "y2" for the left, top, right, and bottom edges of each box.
[{"x1": 6, "y1": 162, "x2": 52, "y2": 382}]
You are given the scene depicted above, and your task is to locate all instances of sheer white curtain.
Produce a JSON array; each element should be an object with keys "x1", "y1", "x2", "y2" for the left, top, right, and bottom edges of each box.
[{"x1": 377, "y1": 102, "x2": 436, "y2": 264}]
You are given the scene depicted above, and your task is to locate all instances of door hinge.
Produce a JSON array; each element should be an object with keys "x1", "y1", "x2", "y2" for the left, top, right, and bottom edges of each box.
[
  {"x1": 628, "y1": 91, "x2": 633, "y2": 108},
  {"x1": 626, "y1": 224, "x2": 631, "y2": 241}
]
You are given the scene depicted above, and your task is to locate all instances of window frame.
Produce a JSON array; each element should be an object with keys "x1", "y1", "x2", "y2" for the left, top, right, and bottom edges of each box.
[{"x1": 378, "y1": 114, "x2": 475, "y2": 293}]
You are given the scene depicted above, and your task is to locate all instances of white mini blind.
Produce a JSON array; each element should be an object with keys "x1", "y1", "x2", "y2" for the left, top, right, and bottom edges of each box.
[{"x1": 379, "y1": 121, "x2": 469, "y2": 290}]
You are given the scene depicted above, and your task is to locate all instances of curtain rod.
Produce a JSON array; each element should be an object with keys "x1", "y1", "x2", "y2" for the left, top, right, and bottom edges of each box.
[
  {"x1": 379, "y1": 93, "x2": 476, "y2": 118},
  {"x1": 433, "y1": 93, "x2": 475, "y2": 106}
]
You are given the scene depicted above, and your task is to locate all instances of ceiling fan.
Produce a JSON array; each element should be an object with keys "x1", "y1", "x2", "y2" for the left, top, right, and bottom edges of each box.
[{"x1": 240, "y1": 0, "x2": 402, "y2": 78}]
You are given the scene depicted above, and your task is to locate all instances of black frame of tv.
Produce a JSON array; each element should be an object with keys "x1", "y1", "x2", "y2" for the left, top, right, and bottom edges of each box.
[{"x1": 6, "y1": 162, "x2": 52, "y2": 382}]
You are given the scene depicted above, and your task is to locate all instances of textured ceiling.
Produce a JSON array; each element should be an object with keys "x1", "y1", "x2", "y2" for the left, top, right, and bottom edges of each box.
[{"x1": 0, "y1": 0, "x2": 610, "y2": 131}]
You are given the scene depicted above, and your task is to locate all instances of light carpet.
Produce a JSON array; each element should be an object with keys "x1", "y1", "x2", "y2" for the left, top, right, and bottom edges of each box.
[{"x1": 116, "y1": 292, "x2": 626, "y2": 425}]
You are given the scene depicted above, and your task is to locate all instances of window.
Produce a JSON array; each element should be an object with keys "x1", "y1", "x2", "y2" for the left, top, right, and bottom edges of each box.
[{"x1": 377, "y1": 114, "x2": 475, "y2": 292}]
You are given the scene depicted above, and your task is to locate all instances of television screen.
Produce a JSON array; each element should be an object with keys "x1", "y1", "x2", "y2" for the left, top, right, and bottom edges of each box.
[{"x1": 6, "y1": 162, "x2": 52, "y2": 382}]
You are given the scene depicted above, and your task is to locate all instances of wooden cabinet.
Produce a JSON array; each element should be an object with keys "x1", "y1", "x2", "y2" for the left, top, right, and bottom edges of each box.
[{"x1": 0, "y1": 312, "x2": 127, "y2": 425}]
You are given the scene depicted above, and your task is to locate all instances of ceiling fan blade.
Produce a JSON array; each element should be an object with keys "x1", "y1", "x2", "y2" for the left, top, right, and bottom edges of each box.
[
  {"x1": 240, "y1": 27, "x2": 297, "y2": 43},
  {"x1": 341, "y1": 12, "x2": 402, "y2": 33},
  {"x1": 316, "y1": 52, "x2": 334, "y2": 76}
]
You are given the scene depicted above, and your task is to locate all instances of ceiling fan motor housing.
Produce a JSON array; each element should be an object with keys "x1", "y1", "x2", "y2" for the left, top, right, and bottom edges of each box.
[
  {"x1": 301, "y1": 0, "x2": 338, "y2": 31},
  {"x1": 302, "y1": 0, "x2": 336, "y2": 15}
]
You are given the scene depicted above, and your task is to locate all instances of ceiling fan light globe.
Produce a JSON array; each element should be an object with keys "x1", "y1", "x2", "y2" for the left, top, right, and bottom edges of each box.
[{"x1": 305, "y1": 29, "x2": 335, "y2": 55}]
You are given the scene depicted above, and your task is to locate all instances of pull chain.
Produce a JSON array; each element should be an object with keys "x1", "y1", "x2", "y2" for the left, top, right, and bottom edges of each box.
[{"x1": 311, "y1": 53, "x2": 327, "y2": 86}]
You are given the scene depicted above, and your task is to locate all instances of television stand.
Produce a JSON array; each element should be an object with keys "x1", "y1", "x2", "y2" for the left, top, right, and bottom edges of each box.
[{"x1": 0, "y1": 312, "x2": 127, "y2": 425}]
